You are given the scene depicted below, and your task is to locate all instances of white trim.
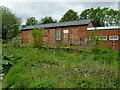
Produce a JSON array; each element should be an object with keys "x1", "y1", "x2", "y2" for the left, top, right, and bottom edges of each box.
[
  {"x1": 109, "y1": 36, "x2": 119, "y2": 40},
  {"x1": 63, "y1": 30, "x2": 69, "y2": 33},
  {"x1": 87, "y1": 26, "x2": 119, "y2": 30}
]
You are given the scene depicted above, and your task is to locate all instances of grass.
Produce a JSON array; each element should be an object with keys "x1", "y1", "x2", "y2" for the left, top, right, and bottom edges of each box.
[
  {"x1": 2, "y1": 42, "x2": 92, "y2": 51},
  {"x1": 2, "y1": 47, "x2": 119, "y2": 88}
]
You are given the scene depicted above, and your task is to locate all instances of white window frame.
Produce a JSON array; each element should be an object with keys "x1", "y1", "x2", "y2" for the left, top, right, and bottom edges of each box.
[
  {"x1": 109, "y1": 36, "x2": 119, "y2": 40},
  {"x1": 63, "y1": 30, "x2": 69, "y2": 33}
]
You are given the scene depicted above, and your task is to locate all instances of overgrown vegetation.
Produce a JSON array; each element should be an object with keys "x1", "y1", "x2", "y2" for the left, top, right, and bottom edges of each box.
[
  {"x1": 31, "y1": 27, "x2": 44, "y2": 47},
  {"x1": 8, "y1": 38, "x2": 20, "y2": 48},
  {"x1": 88, "y1": 28, "x2": 106, "y2": 54},
  {"x1": 2, "y1": 47, "x2": 119, "y2": 88},
  {"x1": 1, "y1": 54, "x2": 22, "y2": 75}
]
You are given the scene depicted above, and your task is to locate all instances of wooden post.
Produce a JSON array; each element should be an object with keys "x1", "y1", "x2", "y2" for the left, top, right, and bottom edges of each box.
[{"x1": 112, "y1": 40, "x2": 114, "y2": 50}]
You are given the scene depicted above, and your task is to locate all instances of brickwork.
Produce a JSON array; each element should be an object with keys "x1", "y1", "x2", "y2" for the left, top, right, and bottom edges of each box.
[
  {"x1": 87, "y1": 29, "x2": 120, "y2": 50},
  {"x1": 21, "y1": 22, "x2": 120, "y2": 50},
  {"x1": 22, "y1": 30, "x2": 32, "y2": 43}
]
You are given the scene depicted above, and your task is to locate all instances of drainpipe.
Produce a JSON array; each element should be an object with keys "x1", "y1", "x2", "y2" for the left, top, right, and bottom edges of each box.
[{"x1": 53, "y1": 29, "x2": 55, "y2": 45}]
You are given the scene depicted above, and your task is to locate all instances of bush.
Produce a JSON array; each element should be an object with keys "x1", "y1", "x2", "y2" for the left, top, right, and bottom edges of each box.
[
  {"x1": 9, "y1": 38, "x2": 20, "y2": 47},
  {"x1": 2, "y1": 54, "x2": 22, "y2": 74},
  {"x1": 88, "y1": 28, "x2": 106, "y2": 54},
  {"x1": 62, "y1": 39, "x2": 68, "y2": 46},
  {"x1": 31, "y1": 27, "x2": 44, "y2": 48}
]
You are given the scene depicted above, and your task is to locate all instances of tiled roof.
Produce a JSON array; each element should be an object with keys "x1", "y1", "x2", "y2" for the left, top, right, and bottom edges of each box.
[{"x1": 21, "y1": 19, "x2": 92, "y2": 31}]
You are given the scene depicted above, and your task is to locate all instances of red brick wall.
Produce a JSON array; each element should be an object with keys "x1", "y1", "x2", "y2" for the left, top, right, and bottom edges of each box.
[
  {"x1": 22, "y1": 30, "x2": 32, "y2": 43},
  {"x1": 87, "y1": 29, "x2": 120, "y2": 50},
  {"x1": 21, "y1": 22, "x2": 119, "y2": 50}
]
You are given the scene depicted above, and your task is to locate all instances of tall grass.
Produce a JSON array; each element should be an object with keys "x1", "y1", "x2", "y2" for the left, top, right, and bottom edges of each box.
[{"x1": 2, "y1": 47, "x2": 119, "y2": 88}]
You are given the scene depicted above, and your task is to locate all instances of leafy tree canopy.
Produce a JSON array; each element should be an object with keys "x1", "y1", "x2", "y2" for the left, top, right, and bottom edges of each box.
[
  {"x1": 26, "y1": 17, "x2": 38, "y2": 26},
  {"x1": 1, "y1": 6, "x2": 21, "y2": 40},
  {"x1": 59, "y1": 9, "x2": 79, "y2": 22},
  {"x1": 40, "y1": 16, "x2": 57, "y2": 24},
  {"x1": 80, "y1": 7, "x2": 119, "y2": 27}
]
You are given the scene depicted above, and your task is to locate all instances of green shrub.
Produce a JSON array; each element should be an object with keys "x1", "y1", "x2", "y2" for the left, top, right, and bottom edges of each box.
[
  {"x1": 9, "y1": 38, "x2": 20, "y2": 47},
  {"x1": 2, "y1": 54, "x2": 22, "y2": 74},
  {"x1": 31, "y1": 27, "x2": 44, "y2": 48},
  {"x1": 88, "y1": 28, "x2": 106, "y2": 54},
  {"x1": 62, "y1": 39, "x2": 68, "y2": 46}
]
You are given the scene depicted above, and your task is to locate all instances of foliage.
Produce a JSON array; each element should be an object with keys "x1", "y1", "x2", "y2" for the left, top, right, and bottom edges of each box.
[
  {"x1": 80, "y1": 7, "x2": 118, "y2": 27},
  {"x1": 31, "y1": 27, "x2": 44, "y2": 47},
  {"x1": 21, "y1": 17, "x2": 38, "y2": 28},
  {"x1": 21, "y1": 25, "x2": 27, "y2": 28},
  {"x1": 62, "y1": 39, "x2": 68, "y2": 46},
  {"x1": 2, "y1": 47, "x2": 118, "y2": 88},
  {"x1": 0, "y1": 6, "x2": 21, "y2": 41},
  {"x1": 88, "y1": 28, "x2": 106, "y2": 54},
  {"x1": 8, "y1": 38, "x2": 20, "y2": 48},
  {"x1": 1, "y1": 54, "x2": 22, "y2": 74},
  {"x1": 26, "y1": 17, "x2": 38, "y2": 26},
  {"x1": 40, "y1": 16, "x2": 57, "y2": 24},
  {"x1": 59, "y1": 9, "x2": 79, "y2": 22},
  {"x1": 56, "y1": 41, "x2": 62, "y2": 50}
]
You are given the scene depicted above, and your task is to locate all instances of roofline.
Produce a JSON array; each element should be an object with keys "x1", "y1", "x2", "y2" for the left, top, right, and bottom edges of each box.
[
  {"x1": 21, "y1": 19, "x2": 92, "y2": 31},
  {"x1": 87, "y1": 26, "x2": 120, "y2": 30},
  {"x1": 37, "y1": 19, "x2": 92, "y2": 26},
  {"x1": 21, "y1": 24, "x2": 89, "y2": 31}
]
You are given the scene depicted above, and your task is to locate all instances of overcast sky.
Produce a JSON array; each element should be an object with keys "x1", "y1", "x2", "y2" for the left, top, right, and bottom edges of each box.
[{"x1": 1, "y1": 0, "x2": 120, "y2": 25}]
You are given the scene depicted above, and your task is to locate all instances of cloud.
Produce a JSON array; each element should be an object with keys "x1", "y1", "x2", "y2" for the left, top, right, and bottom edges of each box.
[{"x1": 1, "y1": 1, "x2": 119, "y2": 25}]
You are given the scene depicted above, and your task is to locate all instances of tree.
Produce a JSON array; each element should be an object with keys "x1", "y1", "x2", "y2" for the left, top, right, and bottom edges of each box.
[
  {"x1": 21, "y1": 25, "x2": 27, "y2": 28},
  {"x1": 31, "y1": 27, "x2": 44, "y2": 47},
  {"x1": 26, "y1": 17, "x2": 38, "y2": 26},
  {"x1": 80, "y1": 7, "x2": 118, "y2": 27},
  {"x1": 59, "y1": 9, "x2": 79, "y2": 22},
  {"x1": 1, "y1": 6, "x2": 21, "y2": 41},
  {"x1": 40, "y1": 16, "x2": 57, "y2": 24},
  {"x1": 105, "y1": 9, "x2": 118, "y2": 26},
  {"x1": 88, "y1": 28, "x2": 106, "y2": 54}
]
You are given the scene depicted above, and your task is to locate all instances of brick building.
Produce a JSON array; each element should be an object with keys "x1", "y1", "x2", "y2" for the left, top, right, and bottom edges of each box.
[{"x1": 21, "y1": 19, "x2": 120, "y2": 50}]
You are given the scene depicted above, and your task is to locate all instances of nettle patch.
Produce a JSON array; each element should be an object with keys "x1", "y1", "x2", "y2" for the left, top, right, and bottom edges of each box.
[{"x1": 1, "y1": 54, "x2": 22, "y2": 74}]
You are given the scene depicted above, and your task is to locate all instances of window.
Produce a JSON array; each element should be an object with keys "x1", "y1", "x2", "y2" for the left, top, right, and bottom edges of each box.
[
  {"x1": 99, "y1": 36, "x2": 107, "y2": 40},
  {"x1": 89, "y1": 36, "x2": 97, "y2": 40},
  {"x1": 56, "y1": 30, "x2": 61, "y2": 40},
  {"x1": 102, "y1": 36, "x2": 107, "y2": 40},
  {"x1": 63, "y1": 30, "x2": 69, "y2": 33},
  {"x1": 109, "y1": 36, "x2": 119, "y2": 40}
]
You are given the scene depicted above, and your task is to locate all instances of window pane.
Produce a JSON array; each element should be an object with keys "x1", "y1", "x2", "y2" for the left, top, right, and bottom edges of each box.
[
  {"x1": 56, "y1": 30, "x2": 61, "y2": 40},
  {"x1": 102, "y1": 36, "x2": 107, "y2": 40},
  {"x1": 63, "y1": 30, "x2": 68, "y2": 33},
  {"x1": 109, "y1": 36, "x2": 119, "y2": 40}
]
